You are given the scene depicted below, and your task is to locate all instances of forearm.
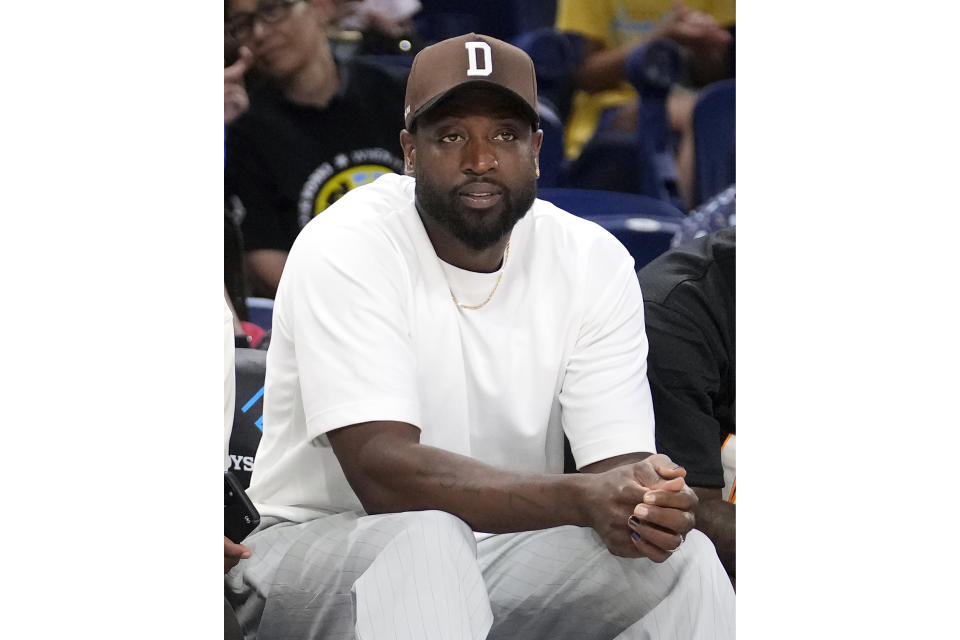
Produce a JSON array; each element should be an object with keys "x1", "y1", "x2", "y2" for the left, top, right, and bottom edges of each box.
[
  {"x1": 692, "y1": 488, "x2": 735, "y2": 577},
  {"x1": 349, "y1": 435, "x2": 593, "y2": 533},
  {"x1": 245, "y1": 249, "x2": 287, "y2": 298},
  {"x1": 573, "y1": 45, "x2": 632, "y2": 93}
]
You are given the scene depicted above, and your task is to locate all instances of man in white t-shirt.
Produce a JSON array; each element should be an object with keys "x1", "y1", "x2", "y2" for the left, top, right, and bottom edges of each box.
[{"x1": 226, "y1": 33, "x2": 734, "y2": 639}]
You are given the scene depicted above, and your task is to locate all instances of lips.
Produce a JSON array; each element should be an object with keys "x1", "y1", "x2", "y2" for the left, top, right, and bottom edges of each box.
[{"x1": 458, "y1": 182, "x2": 503, "y2": 210}]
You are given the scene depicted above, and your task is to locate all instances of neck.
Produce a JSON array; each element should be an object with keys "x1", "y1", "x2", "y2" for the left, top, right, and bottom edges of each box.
[
  {"x1": 417, "y1": 207, "x2": 510, "y2": 273},
  {"x1": 281, "y1": 39, "x2": 339, "y2": 107}
]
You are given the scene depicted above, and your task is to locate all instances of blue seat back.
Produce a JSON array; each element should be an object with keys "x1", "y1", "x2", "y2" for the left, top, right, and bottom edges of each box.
[
  {"x1": 692, "y1": 79, "x2": 735, "y2": 207},
  {"x1": 245, "y1": 297, "x2": 275, "y2": 332},
  {"x1": 513, "y1": 27, "x2": 586, "y2": 123},
  {"x1": 536, "y1": 100, "x2": 565, "y2": 188},
  {"x1": 625, "y1": 39, "x2": 685, "y2": 211},
  {"x1": 413, "y1": 1, "x2": 557, "y2": 45}
]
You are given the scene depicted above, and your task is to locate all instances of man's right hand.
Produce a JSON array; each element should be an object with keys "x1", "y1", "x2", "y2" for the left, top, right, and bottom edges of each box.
[
  {"x1": 653, "y1": 1, "x2": 731, "y2": 52},
  {"x1": 224, "y1": 46, "x2": 254, "y2": 125},
  {"x1": 582, "y1": 454, "x2": 697, "y2": 561}
]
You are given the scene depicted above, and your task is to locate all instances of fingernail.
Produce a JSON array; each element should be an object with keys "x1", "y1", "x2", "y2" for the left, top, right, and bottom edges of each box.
[
  {"x1": 628, "y1": 515, "x2": 641, "y2": 527},
  {"x1": 631, "y1": 532, "x2": 641, "y2": 542},
  {"x1": 644, "y1": 493, "x2": 657, "y2": 504},
  {"x1": 635, "y1": 505, "x2": 649, "y2": 517}
]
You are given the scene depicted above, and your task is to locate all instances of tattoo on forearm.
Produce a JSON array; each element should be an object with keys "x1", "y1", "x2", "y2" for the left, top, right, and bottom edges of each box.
[
  {"x1": 416, "y1": 469, "x2": 483, "y2": 494},
  {"x1": 508, "y1": 491, "x2": 548, "y2": 513}
]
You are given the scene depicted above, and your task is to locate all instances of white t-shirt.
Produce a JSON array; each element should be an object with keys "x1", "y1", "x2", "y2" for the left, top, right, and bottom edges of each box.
[{"x1": 247, "y1": 174, "x2": 656, "y2": 522}]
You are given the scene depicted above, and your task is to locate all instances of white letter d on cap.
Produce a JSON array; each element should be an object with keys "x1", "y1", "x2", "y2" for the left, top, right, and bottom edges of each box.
[{"x1": 465, "y1": 42, "x2": 493, "y2": 76}]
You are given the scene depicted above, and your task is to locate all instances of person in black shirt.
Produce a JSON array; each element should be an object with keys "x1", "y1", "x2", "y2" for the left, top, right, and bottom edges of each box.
[
  {"x1": 225, "y1": 0, "x2": 407, "y2": 297},
  {"x1": 637, "y1": 226, "x2": 735, "y2": 581}
]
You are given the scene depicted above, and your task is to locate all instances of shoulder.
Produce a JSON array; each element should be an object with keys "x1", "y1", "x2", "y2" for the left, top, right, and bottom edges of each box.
[
  {"x1": 637, "y1": 227, "x2": 735, "y2": 305},
  {"x1": 529, "y1": 197, "x2": 627, "y2": 248},
  {"x1": 527, "y1": 197, "x2": 635, "y2": 271},
  {"x1": 290, "y1": 174, "x2": 415, "y2": 255}
]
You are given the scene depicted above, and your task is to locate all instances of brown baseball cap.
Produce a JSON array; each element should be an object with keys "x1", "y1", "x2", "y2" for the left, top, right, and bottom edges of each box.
[{"x1": 403, "y1": 33, "x2": 539, "y2": 130}]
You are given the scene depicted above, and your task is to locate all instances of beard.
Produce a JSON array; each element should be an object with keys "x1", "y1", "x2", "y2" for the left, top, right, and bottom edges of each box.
[{"x1": 415, "y1": 173, "x2": 537, "y2": 252}]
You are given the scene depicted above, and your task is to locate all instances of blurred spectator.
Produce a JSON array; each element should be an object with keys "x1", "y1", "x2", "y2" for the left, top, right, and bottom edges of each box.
[
  {"x1": 636, "y1": 226, "x2": 735, "y2": 581},
  {"x1": 332, "y1": 0, "x2": 424, "y2": 55},
  {"x1": 225, "y1": 0, "x2": 407, "y2": 298},
  {"x1": 556, "y1": 0, "x2": 734, "y2": 207},
  {"x1": 225, "y1": 45, "x2": 255, "y2": 346}
]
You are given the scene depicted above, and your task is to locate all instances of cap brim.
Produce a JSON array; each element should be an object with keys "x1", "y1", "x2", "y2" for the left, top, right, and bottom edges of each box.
[{"x1": 407, "y1": 80, "x2": 540, "y2": 130}]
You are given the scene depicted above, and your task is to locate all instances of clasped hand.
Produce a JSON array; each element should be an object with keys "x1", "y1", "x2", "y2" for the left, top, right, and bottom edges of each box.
[{"x1": 587, "y1": 454, "x2": 697, "y2": 562}]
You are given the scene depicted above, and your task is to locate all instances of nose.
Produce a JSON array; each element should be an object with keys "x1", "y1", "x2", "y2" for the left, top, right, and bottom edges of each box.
[
  {"x1": 460, "y1": 137, "x2": 498, "y2": 175},
  {"x1": 251, "y1": 17, "x2": 268, "y2": 41}
]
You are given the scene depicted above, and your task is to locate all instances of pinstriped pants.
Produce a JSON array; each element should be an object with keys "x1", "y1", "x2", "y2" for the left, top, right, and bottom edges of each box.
[{"x1": 225, "y1": 510, "x2": 735, "y2": 639}]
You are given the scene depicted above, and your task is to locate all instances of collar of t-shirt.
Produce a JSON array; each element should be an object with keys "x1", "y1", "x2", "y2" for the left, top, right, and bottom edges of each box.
[{"x1": 438, "y1": 259, "x2": 503, "y2": 309}]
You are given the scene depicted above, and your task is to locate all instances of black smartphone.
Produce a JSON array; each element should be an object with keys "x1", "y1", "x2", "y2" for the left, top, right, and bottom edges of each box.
[{"x1": 225, "y1": 470, "x2": 260, "y2": 543}]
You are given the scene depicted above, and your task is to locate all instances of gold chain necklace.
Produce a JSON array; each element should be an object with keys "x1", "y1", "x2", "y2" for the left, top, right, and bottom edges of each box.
[{"x1": 449, "y1": 240, "x2": 510, "y2": 310}]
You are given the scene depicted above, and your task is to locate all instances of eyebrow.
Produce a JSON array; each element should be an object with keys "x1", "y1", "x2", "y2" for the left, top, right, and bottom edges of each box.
[{"x1": 429, "y1": 111, "x2": 528, "y2": 126}]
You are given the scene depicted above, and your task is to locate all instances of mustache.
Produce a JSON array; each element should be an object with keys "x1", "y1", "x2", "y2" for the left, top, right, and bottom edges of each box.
[{"x1": 453, "y1": 177, "x2": 508, "y2": 192}]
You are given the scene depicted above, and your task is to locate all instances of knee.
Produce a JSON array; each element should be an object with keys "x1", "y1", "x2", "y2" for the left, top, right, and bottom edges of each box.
[
  {"x1": 676, "y1": 529, "x2": 722, "y2": 568},
  {"x1": 405, "y1": 509, "x2": 473, "y2": 540},
  {"x1": 386, "y1": 510, "x2": 478, "y2": 567}
]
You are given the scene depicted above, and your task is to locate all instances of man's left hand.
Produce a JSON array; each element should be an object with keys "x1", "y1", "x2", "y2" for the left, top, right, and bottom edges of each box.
[{"x1": 627, "y1": 454, "x2": 698, "y2": 562}]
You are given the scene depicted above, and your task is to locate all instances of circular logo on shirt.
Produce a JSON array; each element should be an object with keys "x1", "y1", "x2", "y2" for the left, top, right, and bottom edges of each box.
[
  {"x1": 314, "y1": 164, "x2": 394, "y2": 215},
  {"x1": 297, "y1": 148, "x2": 405, "y2": 229}
]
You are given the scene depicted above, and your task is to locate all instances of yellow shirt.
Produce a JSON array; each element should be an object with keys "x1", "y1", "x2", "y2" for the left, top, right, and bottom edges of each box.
[{"x1": 555, "y1": 0, "x2": 735, "y2": 157}]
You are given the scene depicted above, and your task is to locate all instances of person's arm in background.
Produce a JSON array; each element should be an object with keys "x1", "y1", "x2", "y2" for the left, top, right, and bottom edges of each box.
[
  {"x1": 641, "y1": 301, "x2": 735, "y2": 579},
  {"x1": 690, "y1": 487, "x2": 734, "y2": 579},
  {"x1": 224, "y1": 285, "x2": 252, "y2": 347},
  {"x1": 557, "y1": 0, "x2": 732, "y2": 93},
  {"x1": 245, "y1": 250, "x2": 288, "y2": 298}
]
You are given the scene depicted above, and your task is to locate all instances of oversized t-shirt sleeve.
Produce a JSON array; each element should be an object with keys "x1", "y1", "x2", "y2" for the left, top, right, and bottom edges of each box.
[
  {"x1": 278, "y1": 223, "x2": 421, "y2": 440},
  {"x1": 643, "y1": 300, "x2": 726, "y2": 487},
  {"x1": 559, "y1": 237, "x2": 656, "y2": 468}
]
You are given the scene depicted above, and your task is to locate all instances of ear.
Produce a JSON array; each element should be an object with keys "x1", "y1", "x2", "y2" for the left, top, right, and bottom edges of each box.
[
  {"x1": 532, "y1": 128, "x2": 544, "y2": 177},
  {"x1": 399, "y1": 129, "x2": 416, "y2": 176}
]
